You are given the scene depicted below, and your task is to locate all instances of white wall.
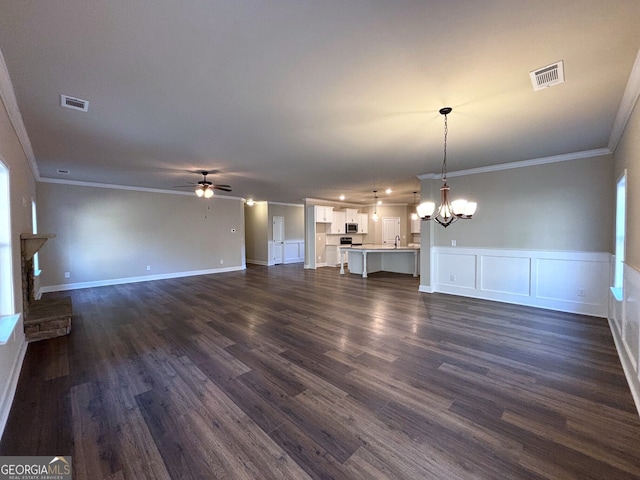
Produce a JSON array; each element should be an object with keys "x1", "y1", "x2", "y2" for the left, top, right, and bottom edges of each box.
[
  {"x1": 37, "y1": 181, "x2": 246, "y2": 291},
  {"x1": 611, "y1": 71, "x2": 640, "y2": 413},
  {"x1": 0, "y1": 51, "x2": 34, "y2": 437}
]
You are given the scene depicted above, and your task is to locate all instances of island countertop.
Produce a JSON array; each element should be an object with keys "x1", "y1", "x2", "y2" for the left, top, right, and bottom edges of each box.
[
  {"x1": 339, "y1": 245, "x2": 419, "y2": 277},
  {"x1": 340, "y1": 245, "x2": 419, "y2": 251}
]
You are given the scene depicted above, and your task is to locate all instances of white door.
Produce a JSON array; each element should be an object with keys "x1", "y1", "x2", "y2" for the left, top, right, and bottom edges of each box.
[
  {"x1": 273, "y1": 216, "x2": 285, "y2": 264},
  {"x1": 382, "y1": 217, "x2": 401, "y2": 246}
]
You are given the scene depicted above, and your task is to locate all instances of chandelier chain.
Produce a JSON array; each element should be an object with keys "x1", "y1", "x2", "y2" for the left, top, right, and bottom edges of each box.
[{"x1": 442, "y1": 112, "x2": 448, "y2": 181}]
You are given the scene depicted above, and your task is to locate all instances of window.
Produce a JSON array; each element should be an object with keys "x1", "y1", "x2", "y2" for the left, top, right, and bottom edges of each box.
[
  {"x1": 31, "y1": 199, "x2": 40, "y2": 275},
  {"x1": 612, "y1": 171, "x2": 626, "y2": 301},
  {"x1": 0, "y1": 159, "x2": 13, "y2": 316}
]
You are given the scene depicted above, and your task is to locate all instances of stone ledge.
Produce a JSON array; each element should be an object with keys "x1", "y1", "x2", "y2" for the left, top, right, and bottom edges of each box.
[{"x1": 24, "y1": 297, "x2": 72, "y2": 342}]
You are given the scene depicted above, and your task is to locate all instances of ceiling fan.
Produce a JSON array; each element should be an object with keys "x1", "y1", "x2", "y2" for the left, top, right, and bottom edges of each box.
[{"x1": 173, "y1": 171, "x2": 232, "y2": 198}]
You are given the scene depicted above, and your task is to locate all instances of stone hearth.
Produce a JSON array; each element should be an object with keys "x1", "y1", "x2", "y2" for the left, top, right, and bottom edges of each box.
[{"x1": 21, "y1": 233, "x2": 73, "y2": 342}]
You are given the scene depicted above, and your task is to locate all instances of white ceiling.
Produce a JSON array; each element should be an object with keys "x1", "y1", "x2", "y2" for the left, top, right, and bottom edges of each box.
[{"x1": 1, "y1": 1, "x2": 639, "y2": 205}]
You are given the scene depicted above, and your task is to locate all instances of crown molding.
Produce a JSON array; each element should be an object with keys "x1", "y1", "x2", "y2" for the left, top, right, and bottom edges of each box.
[
  {"x1": 268, "y1": 201, "x2": 304, "y2": 207},
  {"x1": 303, "y1": 197, "x2": 363, "y2": 208},
  {"x1": 609, "y1": 46, "x2": 640, "y2": 152},
  {"x1": 417, "y1": 148, "x2": 611, "y2": 180},
  {"x1": 0, "y1": 48, "x2": 39, "y2": 180},
  {"x1": 38, "y1": 177, "x2": 244, "y2": 201}
]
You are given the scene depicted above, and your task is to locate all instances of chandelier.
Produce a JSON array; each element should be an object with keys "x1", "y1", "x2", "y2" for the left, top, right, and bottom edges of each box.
[{"x1": 417, "y1": 107, "x2": 477, "y2": 227}]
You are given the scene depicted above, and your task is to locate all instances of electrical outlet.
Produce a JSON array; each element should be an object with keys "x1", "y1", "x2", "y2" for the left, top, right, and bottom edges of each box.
[
  {"x1": 146, "y1": 265, "x2": 151, "y2": 271},
  {"x1": 577, "y1": 288, "x2": 586, "y2": 298},
  {"x1": 220, "y1": 259, "x2": 224, "y2": 264},
  {"x1": 64, "y1": 272, "x2": 70, "y2": 278},
  {"x1": 449, "y1": 274, "x2": 456, "y2": 282},
  {"x1": 451, "y1": 240, "x2": 457, "y2": 246}
]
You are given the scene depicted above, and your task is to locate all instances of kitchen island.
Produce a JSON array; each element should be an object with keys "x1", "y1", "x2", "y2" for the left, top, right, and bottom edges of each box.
[{"x1": 339, "y1": 245, "x2": 419, "y2": 278}]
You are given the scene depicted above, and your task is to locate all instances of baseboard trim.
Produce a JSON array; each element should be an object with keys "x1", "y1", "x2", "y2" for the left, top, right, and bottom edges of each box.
[
  {"x1": 0, "y1": 338, "x2": 27, "y2": 439},
  {"x1": 40, "y1": 265, "x2": 246, "y2": 293},
  {"x1": 246, "y1": 259, "x2": 269, "y2": 266},
  {"x1": 418, "y1": 285, "x2": 435, "y2": 293}
]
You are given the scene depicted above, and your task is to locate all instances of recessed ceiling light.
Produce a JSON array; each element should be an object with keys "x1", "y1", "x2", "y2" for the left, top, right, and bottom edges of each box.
[
  {"x1": 377, "y1": 200, "x2": 382, "y2": 205},
  {"x1": 385, "y1": 188, "x2": 392, "y2": 194},
  {"x1": 339, "y1": 195, "x2": 345, "y2": 201}
]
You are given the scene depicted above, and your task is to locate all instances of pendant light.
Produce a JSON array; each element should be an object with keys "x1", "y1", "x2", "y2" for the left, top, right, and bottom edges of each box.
[
  {"x1": 410, "y1": 191, "x2": 419, "y2": 221},
  {"x1": 417, "y1": 107, "x2": 477, "y2": 228},
  {"x1": 371, "y1": 190, "x2": 379, "y2": 222}
]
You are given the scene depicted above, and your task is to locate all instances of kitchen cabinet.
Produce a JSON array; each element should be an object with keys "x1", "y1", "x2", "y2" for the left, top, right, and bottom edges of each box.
[
  {"x1": 346, "y1": 208, "x2": 358, "y2": 224},
  {"x1": 315, "y1": 205, "x2": 333, "y2": 223},
  {"x1": 410, "y1": 217, "x2": 421, "y2": 234},
  {"x1": 330, "y1": 211, "x2": 346, "y2": 234},
  {"x1": 357, "y1": 213, "x2": 368, "y2": 234}
]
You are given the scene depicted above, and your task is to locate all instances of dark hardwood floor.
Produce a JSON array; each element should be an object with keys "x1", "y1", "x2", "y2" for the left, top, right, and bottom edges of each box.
[{"x1": 2, "y1": 264, "x2": 640, "y2": 479}]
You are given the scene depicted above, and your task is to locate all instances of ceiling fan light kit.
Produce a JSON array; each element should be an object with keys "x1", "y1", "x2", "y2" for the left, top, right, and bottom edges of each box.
[
  {"x1": 171, "y1": 171, "x2": 232, "y2": 199},
  {"x1": 418, "y1": 107, "x2": 477, "y2": 228}
]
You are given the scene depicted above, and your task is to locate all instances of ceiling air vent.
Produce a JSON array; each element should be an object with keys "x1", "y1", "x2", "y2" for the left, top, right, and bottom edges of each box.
[
  {"x1": 60, "y1": 94, "x2": 89, "y2": 112},
  {"x1": 530, "y1": 61, "x2": 565, "y2": 91}
]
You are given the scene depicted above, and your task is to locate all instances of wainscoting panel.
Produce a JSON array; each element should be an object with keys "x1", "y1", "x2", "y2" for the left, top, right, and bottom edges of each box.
[
  {"x1": 433, "y1": 247, "x2": 609, "y2": 317},
  {"x1": 623, "y1": 265, "x2": 640, "y2": 371},
  {"x1": 609, "y1": 263, "x2": 640, "y2": 415},
  {"x1": 435, "y1": 253, "x2": 476, "y2": 290},
  {"x1": 536, "y1": 256, "x2": 609, "y2": 307},
  {"x1": 284, "y1": 240, "x2": 304, "y2": 264},
  {"x1": 480, "y1": 255, "x2": 530, "y2": 296}
]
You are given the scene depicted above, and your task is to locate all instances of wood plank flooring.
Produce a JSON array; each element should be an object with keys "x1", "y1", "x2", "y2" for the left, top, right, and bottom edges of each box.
[{"x1": 2, "y1": 264, "x2": 640, "y2": 479}]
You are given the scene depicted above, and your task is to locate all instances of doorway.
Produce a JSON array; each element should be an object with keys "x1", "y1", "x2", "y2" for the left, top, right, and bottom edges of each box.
[
  {"x1": 273, "y1": 216, "x2": 285, "y2": 264},
  {"x1": 382, "y1": 217, "x2": 400, "y2": 246}
]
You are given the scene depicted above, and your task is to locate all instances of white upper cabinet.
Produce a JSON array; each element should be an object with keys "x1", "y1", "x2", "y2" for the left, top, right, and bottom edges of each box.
[
  {"x1": 358, "y1": 213, "x2": 368, "y2": 234},
  {"x1": 331, "y1": 211, "x2": 347, "y2": 234},
  {"x1": 345, "y1": 208, "x2": 358, "y2": 224},
  {"x1": 315, "y1": 205, "x2": 333, "y2": 223}
]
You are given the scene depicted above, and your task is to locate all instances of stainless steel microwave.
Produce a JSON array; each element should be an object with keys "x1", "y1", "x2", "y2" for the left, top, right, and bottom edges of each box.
[{"x1": 346, "y1": 223, "x2": 358, "y2": 233}]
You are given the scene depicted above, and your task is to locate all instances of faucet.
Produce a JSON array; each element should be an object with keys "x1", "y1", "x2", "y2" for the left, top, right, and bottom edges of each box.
[{"x1": 394, "y1": 235, "x2": 400, "y2": 248}]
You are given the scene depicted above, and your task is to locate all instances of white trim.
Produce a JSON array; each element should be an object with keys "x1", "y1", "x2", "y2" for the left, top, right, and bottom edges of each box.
[
  {"x1": 40, "y1": 265, "x2": 246, "y2": 293},
  {"x1": 38, "y1": 177, "x2": 245, "y2": 201},
  {"x1": 417, "y1": 148, "x2": 611, "y2": 180},
  {"x1": 418, "y1": 285, "x2": 435, "y2": 293},
  {"x1": 609, "y1": 47, "x2": 640, "y2": 152},
  {"x1": 303, "y1": 198, "x2": 364, "y2": 208},
  {"x1": 0, "y1": 338, "x2": 27, "y2": 439},
  {"x1": 269, "y1": 201, "x2": 304, "y2": 207},
  {"x1": 0, "y1": 313, "x2": 20, "y2": 345},
  {"x1": 0, "y1": 49, "x2": 39, "y2": 180}
]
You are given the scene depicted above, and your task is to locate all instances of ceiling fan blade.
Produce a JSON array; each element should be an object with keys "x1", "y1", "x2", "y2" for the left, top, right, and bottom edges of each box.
[
  {"x1": 212, "y1": 184, "x2": 231, "y2": 188},
  {"x1": 171, "y1": 185, "x2": 195, "y2": 188},
  {"x1": 213, "y1": 186, "x2": 232, "y2": 192}
]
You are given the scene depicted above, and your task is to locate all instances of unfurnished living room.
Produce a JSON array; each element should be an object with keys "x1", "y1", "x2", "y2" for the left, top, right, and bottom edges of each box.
[{"x1": 1, "y1": 2, "x2": 640, "y2": 479}]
